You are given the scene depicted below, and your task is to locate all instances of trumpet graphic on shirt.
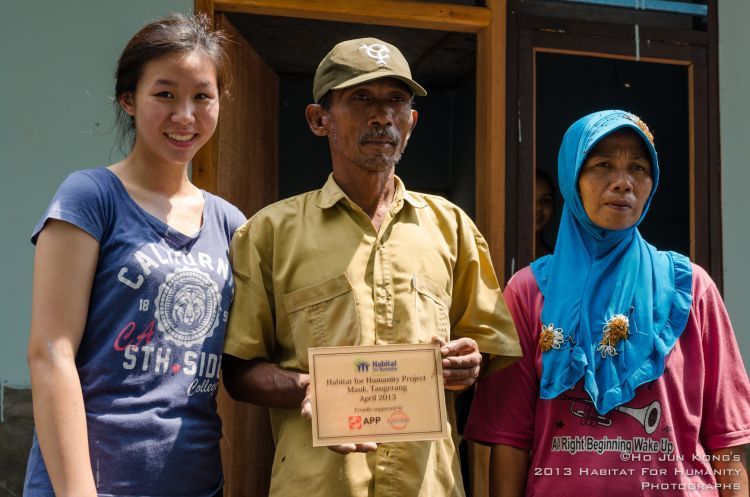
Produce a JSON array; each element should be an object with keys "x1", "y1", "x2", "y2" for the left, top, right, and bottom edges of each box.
[{"x1": 560, "y1": 395, "x2": 661, "y2": 435}]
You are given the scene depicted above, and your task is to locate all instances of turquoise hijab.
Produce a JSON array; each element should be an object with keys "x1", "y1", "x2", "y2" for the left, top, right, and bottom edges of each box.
[{"x1": 531, "y1": 110, "x2": 692, "y2": 414}]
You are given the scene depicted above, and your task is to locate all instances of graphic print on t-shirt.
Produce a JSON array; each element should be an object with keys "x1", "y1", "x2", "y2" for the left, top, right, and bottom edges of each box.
[
  {"x1": 155, "y1": 266, "x2": 221, "y2": 347},
  {"x1": 113, "y1": 242, "x2": 232, "y2": 398},
  {"x1": 560, "y1": 394, "x2": 662, "y2": 435},
  {"x1": 550, "y1": 390, "x2": 676, "y2": 460}
]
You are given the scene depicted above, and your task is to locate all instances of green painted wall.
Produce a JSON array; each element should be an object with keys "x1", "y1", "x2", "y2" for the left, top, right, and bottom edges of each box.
[
  {"x1": 2, "y1": 1, "x2": 749, "y2": 390},
  {"x1": 719, "y1": 0, "x2": 750, "y2": 370},
  {"x1": 1, "y1": 0, "x2": 191, "y2": 388}
]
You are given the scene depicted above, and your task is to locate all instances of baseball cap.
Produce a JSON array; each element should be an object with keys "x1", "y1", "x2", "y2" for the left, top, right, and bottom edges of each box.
[{"x1": 312, "y1": 37, "x2": 427, "y2": 103}]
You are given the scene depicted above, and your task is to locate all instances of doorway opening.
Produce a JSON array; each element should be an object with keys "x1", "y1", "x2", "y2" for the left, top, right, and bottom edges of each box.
[
  {"x1": 226, "y1": 13, "x2": 479, "y2": 216},
  {"x1": 505, "y1": 4, "x2": 720, "y2": 282},
  {"x1": 196, "y1": 8, "x2": 495, "y2": 495},
  {"x1": 535, "y1": 52, "x2": 691, "y2": 257}
]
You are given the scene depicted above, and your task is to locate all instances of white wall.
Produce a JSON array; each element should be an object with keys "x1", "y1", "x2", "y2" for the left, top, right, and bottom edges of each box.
[
  {"x1": 719, "y1": 0, "x2": 750, "y2": 369},
  {"x1": 0, "y1": 0, "x2": 190, "y2": 387}
]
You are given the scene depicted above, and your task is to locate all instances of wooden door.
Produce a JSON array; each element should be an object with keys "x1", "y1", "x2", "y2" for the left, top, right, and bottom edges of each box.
[
  {"x1": 193, "y1": 13, "x2": 279, "y2": 497},
  {"x1": 195, "y1": 0, "x2": 508, "y2": 276},
  {"x1": 505, "y1": 13, "x2": 721, "y2": 286},
  {"x1": 194, "y1": 2, "x2": 510, "y2": 497}
]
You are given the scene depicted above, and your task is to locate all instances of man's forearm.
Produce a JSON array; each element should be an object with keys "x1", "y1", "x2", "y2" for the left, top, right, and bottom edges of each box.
[{"x1": 222, "y1": 355, "x2": 309, "y2": 409}]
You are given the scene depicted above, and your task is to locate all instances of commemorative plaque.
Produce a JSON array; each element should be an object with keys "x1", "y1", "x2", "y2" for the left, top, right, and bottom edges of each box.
[{"x1": 308, "y1": 343, "x2": 449, "y2": 446}]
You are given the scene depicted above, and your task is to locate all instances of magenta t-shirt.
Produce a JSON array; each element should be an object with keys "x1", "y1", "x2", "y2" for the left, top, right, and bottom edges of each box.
[{"x1": 466, "y1": 264, "x2": 750, "y2": 496}]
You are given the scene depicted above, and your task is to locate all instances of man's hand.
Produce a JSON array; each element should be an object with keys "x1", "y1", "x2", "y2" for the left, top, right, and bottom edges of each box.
[
  {"x1": 434, "y1": 336, "x2": 484, "y2": 391},
  {"x1": 300, "y1": 383, "x2": 379, "y2": 454}
]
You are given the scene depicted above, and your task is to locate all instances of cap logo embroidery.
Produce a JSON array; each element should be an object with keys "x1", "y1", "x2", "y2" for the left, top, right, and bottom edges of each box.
[{"x1": 359, "y1": 43, "x2": 390, "y2": 66}]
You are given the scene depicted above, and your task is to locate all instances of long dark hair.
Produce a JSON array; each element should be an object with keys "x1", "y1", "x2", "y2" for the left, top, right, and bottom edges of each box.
[{"x1": 114, "y1": 12, "x2": 229, "y2": 152}]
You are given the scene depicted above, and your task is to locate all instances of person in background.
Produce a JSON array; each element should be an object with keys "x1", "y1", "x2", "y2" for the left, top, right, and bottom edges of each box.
[
  {"x1": 534, "y1": 170, "x2": 556, "y2": 258},
  {"x1": 221, "y1": 37, "x2": 521, "y2": 497},
  {"x1": 465, "y1": 110, "x2": 750, "y2": 497},
  {"x1": 24, "y1": 13, "x2": 245, "y2": 497}
]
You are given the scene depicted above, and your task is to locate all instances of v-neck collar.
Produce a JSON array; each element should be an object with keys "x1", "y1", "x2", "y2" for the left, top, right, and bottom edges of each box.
[{"x1": 104, "y1": 168, "x2": 207, "y2": 250}]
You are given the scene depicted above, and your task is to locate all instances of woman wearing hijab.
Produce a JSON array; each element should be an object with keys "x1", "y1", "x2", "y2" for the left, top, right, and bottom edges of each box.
[{"x1": 465, "y1": 110, "x2": 750, "y2": 496}]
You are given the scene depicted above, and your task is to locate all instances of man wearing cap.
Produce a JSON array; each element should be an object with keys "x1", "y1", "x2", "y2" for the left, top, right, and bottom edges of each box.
[{"x1": 222, "y1": 38, "x2": 521, "y2": 497}]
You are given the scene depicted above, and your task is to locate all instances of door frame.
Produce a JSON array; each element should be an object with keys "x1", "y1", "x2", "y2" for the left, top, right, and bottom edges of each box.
[
  {"x1": 191, "y1": 3, "x2": 509, "y2": 496},
  {"x1": 194, "y1": 0, "x2": 510, "y2": 280},
  {"x1": 505, "y1": 4, "x2": 722, "y2": 287}
]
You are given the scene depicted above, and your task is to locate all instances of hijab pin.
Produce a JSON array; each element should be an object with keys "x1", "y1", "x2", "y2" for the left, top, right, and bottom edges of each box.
[
  {"x1": 625, "y1": 113, "x2": 654, "y2": 145},
  {"x1": 540, "y1": 323, "x2": 565, "y2": 352},
  {"x1": 597, "y1": 313, "x2": 630, "y2": 358}
]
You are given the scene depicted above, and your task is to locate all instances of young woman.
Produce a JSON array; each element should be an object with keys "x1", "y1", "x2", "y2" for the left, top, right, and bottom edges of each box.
[
  {"x1": 24, "y1": 14, "x2": 245, "y2": 497},
  {"x1": 466, "y1": 110, "x2": 750, "y2": 496}
]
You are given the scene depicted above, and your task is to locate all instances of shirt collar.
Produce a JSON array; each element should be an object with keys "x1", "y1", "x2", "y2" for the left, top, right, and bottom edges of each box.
[
  {"x1": 316, "y1": 173, "x2": 427, "y2": 209},
  {"x1": 316, "y1": 173, "x2": 347, "y2": 209}
]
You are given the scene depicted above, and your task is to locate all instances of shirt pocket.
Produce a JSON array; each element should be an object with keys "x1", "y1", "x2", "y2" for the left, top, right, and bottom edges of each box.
[
  {"x1": 412, "y1": 275, "x2": 451, "y2": 343},
  {"x1": 282, "y1": 273, "x2": 360, "y2": 369}
]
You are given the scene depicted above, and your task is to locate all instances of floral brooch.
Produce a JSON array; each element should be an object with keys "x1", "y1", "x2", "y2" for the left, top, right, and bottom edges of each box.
[
  {"x1": 597, "y1": 313, "x2": 630, "y2": 358},
  {"x1": 539, "y1": 323, "x2": 565, "y2": 352}
]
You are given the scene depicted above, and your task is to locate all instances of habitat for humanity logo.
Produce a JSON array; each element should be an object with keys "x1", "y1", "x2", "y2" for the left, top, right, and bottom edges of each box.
[
  {"x1": 354, "y1": 358, "x2": 370, "y2": 372},
  {"x1": 354, "y1": 358, "x2": 399, "y2": 372},
  {"x1": 372, "y1": 359, "x2": 398, "y2": 372}
]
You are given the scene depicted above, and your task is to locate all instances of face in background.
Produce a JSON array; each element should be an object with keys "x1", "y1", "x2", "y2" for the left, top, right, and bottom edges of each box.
[
  {"x1": 535, "y1": 174, "x2": 555, "y2": 234},
  {"x1": 310, "y1": 78, "x2": 418, "y2": 173},
  {"x1": 119, "y1": 50, "x2": 219, "y2": 167},
  {"x1": 578, "y1": 129, "x2": 653, "y2": 230}
]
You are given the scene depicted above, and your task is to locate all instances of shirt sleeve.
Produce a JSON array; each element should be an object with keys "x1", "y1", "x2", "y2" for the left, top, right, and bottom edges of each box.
[
  {"x1": 697, "y1": 271, "x2": 750, "y2": 450},
  {"x1": 226, "y1": 203, "x2": 248, "y2": 234},
  {"x1": 464, "y1": 272, "x2": 539, "y2": 449},
  {"x1": 449, "y1": 215, "x2": 521, "y2": 372},
  {"x1": 223, "y1": 218, "x2": 277, "y2": 361},
  {"x1": 31, "y1": 170, "x2": 108, "y2": 244}
]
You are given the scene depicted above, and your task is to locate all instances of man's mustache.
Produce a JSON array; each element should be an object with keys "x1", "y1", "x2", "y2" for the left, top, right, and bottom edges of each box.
[{"x1": 359, "y1": 127, "x2": 401, "y2": 146}]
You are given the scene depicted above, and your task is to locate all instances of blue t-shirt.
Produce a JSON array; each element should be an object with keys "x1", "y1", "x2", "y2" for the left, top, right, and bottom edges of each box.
[{"x1": 24, "y1": 168, "x2": 246, "y2": 497}]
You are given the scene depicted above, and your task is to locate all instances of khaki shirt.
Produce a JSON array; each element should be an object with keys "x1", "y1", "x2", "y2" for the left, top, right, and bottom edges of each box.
[{"x1": 225, "y1": 174, "x2": 520, "y2": 497}]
